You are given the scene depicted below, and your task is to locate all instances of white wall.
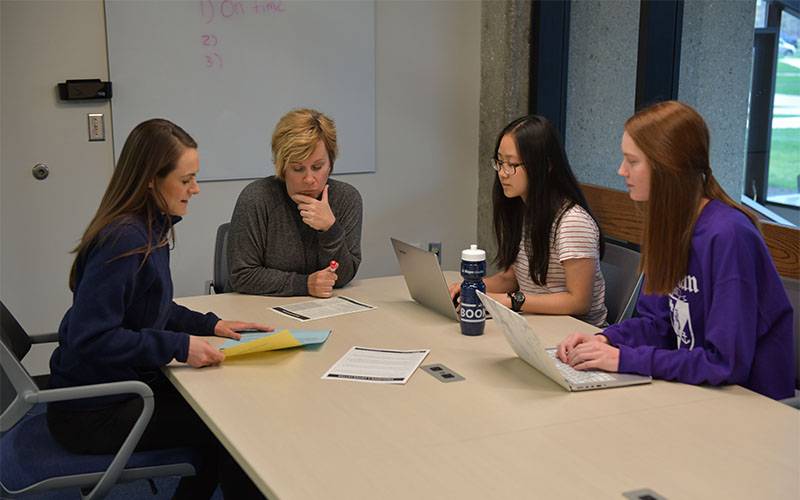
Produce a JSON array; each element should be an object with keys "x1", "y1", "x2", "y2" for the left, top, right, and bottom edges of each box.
[
  {"x1": 1, "y1": 0, "x2": 481, "y2": 363},
  {"x1": 171, "y1": 0, "x2": 482, "y2": 297},
  {"x1": 1, "y1": 0, "x2": 116, "y2": 374}
]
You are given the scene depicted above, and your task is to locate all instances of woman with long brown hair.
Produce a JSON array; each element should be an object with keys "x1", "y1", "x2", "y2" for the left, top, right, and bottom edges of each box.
[
  {"x1": 556, "y1": 101, "x2": 794, "y2": 399},
  {"x1": 47, "y1": 119, "x2": 270, "y2": 498}
]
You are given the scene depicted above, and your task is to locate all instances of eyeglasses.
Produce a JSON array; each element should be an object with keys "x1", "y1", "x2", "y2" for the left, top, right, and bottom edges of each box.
[{"x1": 491, "y1": 158, "x2": 522, "y2": 175}]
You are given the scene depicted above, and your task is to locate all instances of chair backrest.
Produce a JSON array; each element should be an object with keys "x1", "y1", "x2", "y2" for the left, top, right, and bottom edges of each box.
[
  {"x1": 1, "y1": 307, "x2": 198, "y2": 499},
  {"x1": 0, "y1": 332, "x2": 38, "y2": 433},
  {"x1": 600, "y1": 239, "x2": 643, "y2": 324},
  {"x1": 1, "y1": 301, "x2": 33, "y2": 361},
  {"x1": 0, "y1": 302, "x2": 35, "y2": 415},
  {"x1": 213, "y1": 222, "x2": 231, "y2": 294},
  {"x1": 781, "y1": 276, "x2": 800, "y2": 390}
]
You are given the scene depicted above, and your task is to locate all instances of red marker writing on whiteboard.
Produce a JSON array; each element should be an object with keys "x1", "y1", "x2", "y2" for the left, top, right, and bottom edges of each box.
[{"x1": 328, "y1": 260, "x2": 339, "y2": 272}]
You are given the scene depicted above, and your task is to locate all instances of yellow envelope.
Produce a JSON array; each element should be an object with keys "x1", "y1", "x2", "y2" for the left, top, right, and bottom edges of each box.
[{"x1": 221, "y1": 329, "x2": 303, "y2": 358}]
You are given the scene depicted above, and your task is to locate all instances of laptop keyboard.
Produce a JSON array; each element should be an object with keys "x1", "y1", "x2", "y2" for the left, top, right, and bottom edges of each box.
[{"x1": 547, "y1": 350, "x2": 615, "y2": 384}]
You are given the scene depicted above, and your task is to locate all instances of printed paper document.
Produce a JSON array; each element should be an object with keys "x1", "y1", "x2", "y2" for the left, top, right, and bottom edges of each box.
[
  {"x1": 322, "y1": 346, "x2": 429, "y2": 384},
  {"x1": 272, "y1": 296, "x2": 375, "y2": 322}
]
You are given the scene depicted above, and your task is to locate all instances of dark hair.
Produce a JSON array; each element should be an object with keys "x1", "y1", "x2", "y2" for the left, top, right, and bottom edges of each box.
[
  {"x1": 492, "y1": 115, "x2": 603, "y2": 285},
  {"x1": 69, "y1": 118, "x2": 197, "y2": 290},
  {"x1": 624, "y1": 100, "x2": 757, "y2": 295}
]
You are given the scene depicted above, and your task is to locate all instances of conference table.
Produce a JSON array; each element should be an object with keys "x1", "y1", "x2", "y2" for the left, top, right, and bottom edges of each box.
[{"x1": 169, "y1": 274, "x2": 800, "y2": 500}]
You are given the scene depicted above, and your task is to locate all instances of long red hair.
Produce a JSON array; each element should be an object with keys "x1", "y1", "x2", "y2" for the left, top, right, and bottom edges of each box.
[{"x1": 625, "y1": 101, "x2": 758, "y2": 295}]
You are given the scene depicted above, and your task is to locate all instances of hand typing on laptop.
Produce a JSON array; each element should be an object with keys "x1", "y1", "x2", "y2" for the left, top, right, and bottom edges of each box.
[
  {"x1": 448, "y1": 282, "x2": 461, "y2": 308},
  {"x1": 448, "y1": 281, "x2": 460, "y2": 301},
  {"x1": 556, "y1": 333, "x2": 620, "y2": 372}
]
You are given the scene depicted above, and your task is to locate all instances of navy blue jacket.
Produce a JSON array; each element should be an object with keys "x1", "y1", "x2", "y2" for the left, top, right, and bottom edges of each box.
[{"x1": 49, "y1": 214, "x2": 219, "y2": 409}]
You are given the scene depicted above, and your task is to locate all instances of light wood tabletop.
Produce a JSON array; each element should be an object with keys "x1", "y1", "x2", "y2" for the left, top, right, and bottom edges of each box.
[{"x1": 169, "y1": 274, "x2": 800, "y2": 500}]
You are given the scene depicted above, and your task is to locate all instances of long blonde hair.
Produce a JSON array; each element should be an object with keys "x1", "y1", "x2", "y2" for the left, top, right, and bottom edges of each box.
[
  {"x1": 625, "y1": 101, "x2": 758, "y2": 295},
  {"x1": 69, "y1": 119, "x2": 196, "y2": 290}
]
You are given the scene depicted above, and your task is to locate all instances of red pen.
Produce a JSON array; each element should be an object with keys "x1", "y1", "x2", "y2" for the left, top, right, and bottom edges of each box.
[{"x1": 328, "y1": 260, "x2": 339, "y2": 272}]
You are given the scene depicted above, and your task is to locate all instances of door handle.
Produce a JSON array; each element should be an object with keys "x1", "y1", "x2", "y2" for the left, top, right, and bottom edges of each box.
[{"x1": 32, "y1": 163, "x2": 49, "y2": 180}]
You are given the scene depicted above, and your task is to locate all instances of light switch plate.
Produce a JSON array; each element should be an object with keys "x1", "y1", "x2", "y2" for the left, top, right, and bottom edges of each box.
[{"x1": 88, "y1": 113, "x2": 105, "y2": 141}]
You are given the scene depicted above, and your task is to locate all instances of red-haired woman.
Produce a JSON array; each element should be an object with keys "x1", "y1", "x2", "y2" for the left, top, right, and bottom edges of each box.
[{"x1": 556, "y1": 101, "x2": 794, "y2": 400}]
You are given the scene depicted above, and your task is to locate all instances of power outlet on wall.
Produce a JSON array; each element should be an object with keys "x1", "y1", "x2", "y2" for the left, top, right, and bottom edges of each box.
[{"x1": 428, "y1": 242, "x2": 442, "y2": 264}]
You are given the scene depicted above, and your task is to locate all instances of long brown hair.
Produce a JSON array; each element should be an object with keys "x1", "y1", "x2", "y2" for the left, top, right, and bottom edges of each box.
[
  {"x1": 625, "y1": 101, "x2": 757, "y2": 295},
  {"x1": 69, "y1": 119, "x2": 197, "y2": 290}
]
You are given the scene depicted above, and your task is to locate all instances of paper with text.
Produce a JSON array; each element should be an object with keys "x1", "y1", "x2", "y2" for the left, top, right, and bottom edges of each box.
[
  {"x1": 322, "y1": 346, "x2": 429, "y2": 384},
  {"x1": 272, "y1": 296, "x2": 375, "y2": 322}
]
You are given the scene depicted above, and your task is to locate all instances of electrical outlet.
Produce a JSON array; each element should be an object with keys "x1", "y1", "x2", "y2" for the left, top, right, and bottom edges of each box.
[
  {"x1": 421, "y1": 363, "x2": 464, "y2": 383},
  {"x1": 428, "y1": 242, "x2": 442, "y2": 264},
  {"x1": 88, "y1": 113, "x2": 105, "y2": 141}
]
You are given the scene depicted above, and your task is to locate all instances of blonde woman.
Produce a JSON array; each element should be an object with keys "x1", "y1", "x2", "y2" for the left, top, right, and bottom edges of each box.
[{"x1": 228, "y1": 108, "x2": 363, "y2": 297}]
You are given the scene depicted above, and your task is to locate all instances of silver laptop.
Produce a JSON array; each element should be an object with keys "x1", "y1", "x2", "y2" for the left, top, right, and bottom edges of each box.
[
  {"x1": 391, "y1": 238, "x2": 458, "y2": 321},
  {"x1": 477, "y1": 291, "x2": 651, "y2": 391}
]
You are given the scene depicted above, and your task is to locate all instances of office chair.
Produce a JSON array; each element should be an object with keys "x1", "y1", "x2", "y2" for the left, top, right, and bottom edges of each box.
[
  {"x1": 0, "y1": 301, "x2": 57, "y2": 409},
  {"x1": 600, "y1": 239, "x2": 643, "y2": 324},
  {"x1": 779, "y1": 276, "x2": 800, "y2": 409},
  {"x1": 0, "y1": 303, "x2": 201, "y2": 499},
  {"x1": 209, "y1": 222, "x2": 231, "y2": 294}
]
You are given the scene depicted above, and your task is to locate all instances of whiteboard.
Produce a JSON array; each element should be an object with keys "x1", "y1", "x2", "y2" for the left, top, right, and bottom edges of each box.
[{"x1": 106, "y1": 0, "x2": 375, "y2": 181}]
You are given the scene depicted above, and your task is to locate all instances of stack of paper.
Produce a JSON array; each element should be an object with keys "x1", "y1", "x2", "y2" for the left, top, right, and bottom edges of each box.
[{"x1": 219, "y1": 329, "x2": 331, "y2": 358}]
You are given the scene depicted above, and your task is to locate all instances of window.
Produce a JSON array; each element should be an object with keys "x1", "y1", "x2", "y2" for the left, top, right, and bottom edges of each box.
[
  {"x1": 769, "y1": 8, "x2": 799, "y2": 206},
  {"x1": 755, "y1": 0, "x2": 769, "y2": 27},
  {"x1": 746, "y1": 0, "x2": 800, "y2": 214}
]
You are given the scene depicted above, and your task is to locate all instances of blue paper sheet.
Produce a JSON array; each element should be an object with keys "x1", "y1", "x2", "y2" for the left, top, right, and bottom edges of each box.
[{"x1": 219, "y1": 330, "x2": 331, "y2": 350}]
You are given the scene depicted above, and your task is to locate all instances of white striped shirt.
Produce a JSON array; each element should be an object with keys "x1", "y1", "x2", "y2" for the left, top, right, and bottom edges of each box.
[{"x1": 512, "y1": 204, "x2": 608, "y2": 327}]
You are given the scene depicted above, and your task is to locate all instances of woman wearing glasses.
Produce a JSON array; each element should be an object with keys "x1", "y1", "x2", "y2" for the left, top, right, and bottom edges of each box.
[
  {"x1": 555, "y1": 101, "x2": 794, "y2": 399},
  {"x1": 450, "y1": 115, "x2": 607, "y2": 326}
]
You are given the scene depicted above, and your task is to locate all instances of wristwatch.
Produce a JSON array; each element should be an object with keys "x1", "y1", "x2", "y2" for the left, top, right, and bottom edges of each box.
[{"x1": 508, "y1": 290, "x2": 525, "y2": 312}]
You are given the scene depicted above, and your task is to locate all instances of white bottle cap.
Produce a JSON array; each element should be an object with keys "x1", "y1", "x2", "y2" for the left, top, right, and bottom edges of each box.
[{"x1": 461, "y1": 244, "x2": 486, "y2": 262}]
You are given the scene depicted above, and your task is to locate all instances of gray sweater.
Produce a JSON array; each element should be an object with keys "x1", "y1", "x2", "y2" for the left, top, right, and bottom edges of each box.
[{"x1": 228, "y1": 176, "x2": 363, "y2": 296}]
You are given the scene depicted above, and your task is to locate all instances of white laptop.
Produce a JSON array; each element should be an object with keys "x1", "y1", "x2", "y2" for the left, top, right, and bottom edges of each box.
[
  {"x1": 390, "y1": 238, "x2": 458, "y2": 321},
  {"x1": 477, "y1": 291, "x2": 652, "y2": 391}
]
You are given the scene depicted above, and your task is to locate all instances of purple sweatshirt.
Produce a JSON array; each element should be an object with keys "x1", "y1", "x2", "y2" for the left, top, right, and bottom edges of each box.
[{"x1": 603, "y1": 200, "x2": 794, "y2": 399}]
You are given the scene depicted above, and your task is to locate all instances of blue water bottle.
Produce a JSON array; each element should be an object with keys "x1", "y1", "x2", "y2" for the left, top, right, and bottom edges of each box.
[{"x1": 459, "y1": 244, "x2": 486, "y2": 336}]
